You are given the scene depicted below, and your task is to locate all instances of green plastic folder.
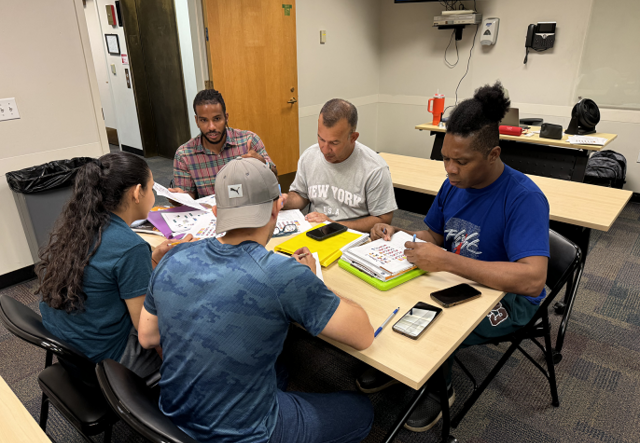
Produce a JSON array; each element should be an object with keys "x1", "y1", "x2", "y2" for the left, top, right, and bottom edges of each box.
[{"x1": 338, "y1": 259, "x2": 426, "y2": 291}]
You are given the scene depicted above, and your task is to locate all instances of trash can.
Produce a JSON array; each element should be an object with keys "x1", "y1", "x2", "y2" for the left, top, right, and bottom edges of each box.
[{"x1": 6, "y1": 157, "x2": 95, "y2": 262}]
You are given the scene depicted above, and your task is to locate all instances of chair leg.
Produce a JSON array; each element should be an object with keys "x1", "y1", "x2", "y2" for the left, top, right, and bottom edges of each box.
[
  {"x1": 383, "y1": 383, "x2": 430, "y2": 443},
  {"x1": 542, "y1": 315, "x2": 560, "y2": 407},
  {"x1": 451, "y1": 340, "x2": 521, "y2": 428},
  {"x1": 39, "y1": 392, "x2": 50, "y2": 430},
  {"x1": 554, "y1": 261, "x2": 585, "y2": 363},
  {"x1": 453, "y1": 355, "x2": 477, "y2": 390}
]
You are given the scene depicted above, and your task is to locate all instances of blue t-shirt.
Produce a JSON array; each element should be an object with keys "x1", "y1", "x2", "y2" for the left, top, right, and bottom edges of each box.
[
  {"x1": 425, "y1": 164, "x2": 550, "y2": 304},
  {"x1": 40, "y1": 214, "x2": 152, "y2": 362},
  {"x1": 145, "y1": 238, "x2": 340, "y2": 443}
]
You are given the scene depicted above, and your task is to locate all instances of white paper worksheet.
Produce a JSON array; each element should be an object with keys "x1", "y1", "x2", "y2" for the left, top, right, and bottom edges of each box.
[{"x1": 161, "y1": 210, "x2": 211, "y2": 234}]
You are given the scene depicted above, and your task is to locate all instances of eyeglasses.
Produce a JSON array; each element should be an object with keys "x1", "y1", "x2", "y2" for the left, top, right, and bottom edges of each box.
[{"x1": 273, "y1": 222, "x2": 298, "y2": 237}]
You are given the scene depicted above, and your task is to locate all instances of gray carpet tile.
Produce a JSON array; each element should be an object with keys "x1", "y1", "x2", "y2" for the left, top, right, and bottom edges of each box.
[{"x1": 2, "y1": 203, "x2": 640, "y2": 442}]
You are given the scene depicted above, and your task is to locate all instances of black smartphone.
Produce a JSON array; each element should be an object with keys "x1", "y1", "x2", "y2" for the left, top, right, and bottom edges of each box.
[
  {"x1": 392, "y1": 302, "x2": 442, "y2": 340},
  {"x1": 430, "y1": 283, "x2": 481, "y2": 308},
  {"x1": 306, "y1": 222, "x2": 347, "y2": 241}
]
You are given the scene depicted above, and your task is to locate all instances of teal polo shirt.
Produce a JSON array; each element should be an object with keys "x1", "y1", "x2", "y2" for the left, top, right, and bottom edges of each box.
[{"x1": 40, "y1": 214, "x2": 152, "y2": 363}]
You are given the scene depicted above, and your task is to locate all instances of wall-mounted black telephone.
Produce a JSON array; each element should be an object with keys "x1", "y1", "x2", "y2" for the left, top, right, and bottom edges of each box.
[{"x1": 524, "y1": 22, "x2": 556, "y2": 64}]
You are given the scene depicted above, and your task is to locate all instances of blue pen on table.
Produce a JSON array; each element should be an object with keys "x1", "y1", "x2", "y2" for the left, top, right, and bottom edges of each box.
[
  {"x1": 374, "y1": 307, "x2": 400, "y2": 338},
  {"x1": 412, "y1": 233, "x2": 417, "y2": 243}
]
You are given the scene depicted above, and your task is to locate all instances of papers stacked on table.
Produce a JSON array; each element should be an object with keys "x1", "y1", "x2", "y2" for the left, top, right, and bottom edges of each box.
[
  {"x1": 567, "y1": 135, "x2": 608, "y2": 146},
  {"x1": 342, "y1": 232, "x2": 425, "y2": 281}
]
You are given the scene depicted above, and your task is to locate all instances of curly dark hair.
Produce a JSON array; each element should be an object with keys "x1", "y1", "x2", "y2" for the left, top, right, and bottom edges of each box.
[
  {"x1": 446, "y1": 81, "x2": 511, "y2": 156},
  {"x1": 35, "y1": 152, "x2": 151, "y2": 313},
  {"x1": 193, "y1": 88, "x2": 227, "y2": 115}
]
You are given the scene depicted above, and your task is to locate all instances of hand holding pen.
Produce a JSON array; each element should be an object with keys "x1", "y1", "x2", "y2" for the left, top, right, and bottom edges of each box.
[{"x1": 293, "y1": 247, "x2": 316, "y2": 274}]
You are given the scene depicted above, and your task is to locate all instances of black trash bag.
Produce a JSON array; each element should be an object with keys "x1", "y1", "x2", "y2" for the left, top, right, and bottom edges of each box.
[
  {"x1": 584, "y1": 150, "x2": 626, "y2": 189},
  {"x1": 6, "y1": 157, "x2": 96, "y2": 194}
]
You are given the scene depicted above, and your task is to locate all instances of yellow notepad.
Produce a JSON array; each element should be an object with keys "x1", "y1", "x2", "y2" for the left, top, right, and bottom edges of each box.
[{"x1": 274, "y1": 226, "x2": 364, "y2": 267}]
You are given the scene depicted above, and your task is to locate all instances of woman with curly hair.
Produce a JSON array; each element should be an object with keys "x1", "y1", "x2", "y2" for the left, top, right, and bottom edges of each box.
[{"x1": 37, "y1": 151, "x2": 190, "y2": 377}]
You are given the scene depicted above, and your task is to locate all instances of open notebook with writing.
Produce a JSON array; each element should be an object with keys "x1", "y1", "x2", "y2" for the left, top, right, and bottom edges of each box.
[{"x1": 342, "y1": 231, "x2": 426, "y2": 281}]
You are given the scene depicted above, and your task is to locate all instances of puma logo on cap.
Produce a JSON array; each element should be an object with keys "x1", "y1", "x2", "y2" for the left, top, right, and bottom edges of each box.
[{"x1": 228, "y1": 184, "x2": 243, "y2": 198}]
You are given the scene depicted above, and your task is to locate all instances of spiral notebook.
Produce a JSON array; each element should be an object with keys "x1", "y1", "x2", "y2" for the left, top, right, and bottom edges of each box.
[{"x1": 342, "y1": 232, "x2": 425, "y2": 281}]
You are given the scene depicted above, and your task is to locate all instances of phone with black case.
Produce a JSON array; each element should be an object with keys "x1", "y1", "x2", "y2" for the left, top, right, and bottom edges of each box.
[
  {"x1": 392, "y1": 302, "x2": 442, "y2": 340},
  {"x1": 306, "y1": 222, "x2": 347, "y2": 241},
  {"x1": 430, "y1": 283, "x2": 481, "y2": 308}
]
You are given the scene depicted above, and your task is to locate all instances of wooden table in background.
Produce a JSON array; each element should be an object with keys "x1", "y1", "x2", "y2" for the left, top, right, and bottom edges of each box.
[
  {"x1": 380, "y1": 152, "x2": 631, "y2": 232},
  {"x1": 415, "y1": 123, "x2": 618, "y2": 182},
  {"x1": 0, "y1": 375, "x2": 50, "y2": 443}
]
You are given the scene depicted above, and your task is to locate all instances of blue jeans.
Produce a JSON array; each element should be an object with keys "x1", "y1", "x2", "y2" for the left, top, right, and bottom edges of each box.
[{"x1": 270, "y1": 362, "x2": 373, "y2": 443}]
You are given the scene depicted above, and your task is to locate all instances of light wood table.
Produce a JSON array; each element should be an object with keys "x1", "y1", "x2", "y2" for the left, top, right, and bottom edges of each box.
[
  {"x1": 0, "y1": 375, "x2": 50, "y2": 443},
  {"x1": 139, "y1": 231, "x2": 506, "y2": 442},
  {"x1": 415, "y1": 123, "x2": 618, "y2": 182},
  {"x1": 415, "y1": 123, "x2": 617, "y2": 150},
  {"x1": 141, "y1": 232, "x2": 504, "y2": 387},
  {"x1": 380, "y1": 152, "x2": 632, "y2": 232}
]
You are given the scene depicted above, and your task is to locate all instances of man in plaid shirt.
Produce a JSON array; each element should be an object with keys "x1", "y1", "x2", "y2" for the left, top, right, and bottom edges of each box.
[{"x1": 169, "y1": 89, "x2": 277, "y2": 199}]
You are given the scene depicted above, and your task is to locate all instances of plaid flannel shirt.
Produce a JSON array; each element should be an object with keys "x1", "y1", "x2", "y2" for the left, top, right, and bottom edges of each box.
[{"x1": 173, "y1": 128, "x2": 275, "y2": 197}]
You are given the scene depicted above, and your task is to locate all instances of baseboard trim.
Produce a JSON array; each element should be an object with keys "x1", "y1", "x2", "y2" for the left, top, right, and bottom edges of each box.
[
  {"x1": 0, "y1": 265, "x2": 36, "y2": 290},
  {"x1": 121, "y1": 145, "x2": 144, "y2": 156}
]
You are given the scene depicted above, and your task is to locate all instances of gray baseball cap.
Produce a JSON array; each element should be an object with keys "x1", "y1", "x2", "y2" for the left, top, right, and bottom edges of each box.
[{"x1": 214, "y1": 157, "x2": 280, "y2": 233}]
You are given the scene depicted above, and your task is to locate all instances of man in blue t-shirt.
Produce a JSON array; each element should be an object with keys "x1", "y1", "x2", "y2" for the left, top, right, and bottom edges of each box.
[
  {"x1": 356, "y1": 82, "x2": 550, "y2": 433},
  {"x1": 138, "y1": 157, "x2": 375, "y2": 443}
]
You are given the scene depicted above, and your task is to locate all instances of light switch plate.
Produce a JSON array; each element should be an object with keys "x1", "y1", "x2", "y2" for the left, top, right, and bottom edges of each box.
[{"x1": 0, "y1": 98, "x2": 20, "y2": 122}]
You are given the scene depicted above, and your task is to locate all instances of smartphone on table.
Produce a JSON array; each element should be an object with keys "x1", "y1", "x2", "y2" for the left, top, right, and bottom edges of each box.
[
  {"x1": 430, "y1": 283, "x2": 481, "y2": 308},
  {"x1": 306, "y1": 222, "x2": 347, "y2": 241},
  {"x1": 392, "y1": 302, "x2": 442, "y2": 340}
]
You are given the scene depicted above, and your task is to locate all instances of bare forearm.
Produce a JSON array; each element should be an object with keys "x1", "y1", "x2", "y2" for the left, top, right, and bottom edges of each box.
[
  {"x1": 325, "y1": 290, "x2": 374, "y2": 350},
  {"x1": 283, "y1": 191, "x2": 309, "y2": 210},
  {"x1": 440, "y1": 254, "x2": 544, "y2": 297},
  {"x1": 337, "y1": 212, "x2": 393, "y2": 233},
  {"x1": 339, "y1": 216, "x2": 383, "y2": 232}
]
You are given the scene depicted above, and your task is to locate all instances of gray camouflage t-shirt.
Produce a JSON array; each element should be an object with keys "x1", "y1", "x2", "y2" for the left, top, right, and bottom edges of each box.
[{"x1": 289, "y1": 141, "x2": 398, "y2": 221}]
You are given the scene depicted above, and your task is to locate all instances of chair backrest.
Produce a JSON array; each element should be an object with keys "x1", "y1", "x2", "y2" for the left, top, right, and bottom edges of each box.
[
  {"x1": 96, "y1": 359, "x2": 199, "y2": 443},
  {"x1": 0, "y1": 295, "x2": 98, "y2": 385},
  {"x1": 546, "y1": 230, "x2": 582, "y2": 295},
  {"x1": 535, "y1": 230, "x2": 582, "y2": 316}
]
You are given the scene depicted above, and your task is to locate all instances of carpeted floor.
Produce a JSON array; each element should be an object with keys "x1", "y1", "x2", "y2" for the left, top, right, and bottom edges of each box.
[{"x1": 2, "y1": 153, "x2": 640, "y2": 442}]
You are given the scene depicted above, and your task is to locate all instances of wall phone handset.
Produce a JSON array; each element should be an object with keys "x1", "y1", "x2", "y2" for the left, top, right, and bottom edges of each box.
[{"x1": 525, "y1": 24, "x2": 536, "y2": 48}]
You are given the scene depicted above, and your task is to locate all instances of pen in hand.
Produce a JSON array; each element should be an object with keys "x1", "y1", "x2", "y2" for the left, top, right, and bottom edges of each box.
[{"x1": 374, "y1": 307, "x2": 400, "y2": 338}]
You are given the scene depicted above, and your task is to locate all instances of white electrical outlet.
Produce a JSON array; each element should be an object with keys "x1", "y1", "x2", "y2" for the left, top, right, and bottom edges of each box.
[{"x1": 0, "y1": 98, "x2": 20, "y2": 122}]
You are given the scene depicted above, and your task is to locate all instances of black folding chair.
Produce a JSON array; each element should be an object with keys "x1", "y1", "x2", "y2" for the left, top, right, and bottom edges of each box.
[
  {"x1": 0, "y1": 295, "x2": 117, "y2": 442},
  {"x1": 96, "y1": 359, "x2": 199, "y2": 443},
  {"x1": 451, "y1": 229, "x2": 581, "y2": 428}
]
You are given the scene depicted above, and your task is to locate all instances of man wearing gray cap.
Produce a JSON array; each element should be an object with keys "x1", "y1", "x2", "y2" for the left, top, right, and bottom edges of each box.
[{"x1": 138, "y1": 157, "x2": 375, "y2": 443}]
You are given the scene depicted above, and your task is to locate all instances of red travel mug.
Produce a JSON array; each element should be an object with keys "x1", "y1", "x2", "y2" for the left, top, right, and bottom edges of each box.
[{"x1": 428, "y1": 93, "x2": 445, "y2": 126}]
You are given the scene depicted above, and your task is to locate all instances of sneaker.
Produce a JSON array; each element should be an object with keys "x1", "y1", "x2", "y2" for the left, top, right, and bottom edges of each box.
[
  {"x1": 356, "y1": 367, "x2": 400, "y2": 394},
  {"x1": 404, "y1": 387, "x2": 455, "y2": 432}
]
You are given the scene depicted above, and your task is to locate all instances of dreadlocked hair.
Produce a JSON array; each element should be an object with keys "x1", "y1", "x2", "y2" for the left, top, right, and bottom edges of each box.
[
  {"x1": 446, "y1": 81, "x2": 511, "y2": 156},
  {"x1": 35, "y1": 151, "x2": 151, "y2": 313}
]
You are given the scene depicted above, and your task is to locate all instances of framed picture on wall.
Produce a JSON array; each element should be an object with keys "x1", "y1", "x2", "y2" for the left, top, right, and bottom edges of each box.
[{"x1": 105, "y1": 34, "x2": 120, "y2": 55}]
